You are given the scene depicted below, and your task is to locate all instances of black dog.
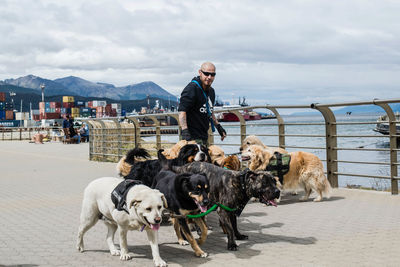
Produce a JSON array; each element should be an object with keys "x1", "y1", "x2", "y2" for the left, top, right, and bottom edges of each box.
[
  {"x1": 153, "y1": 170, "x2": 209, "y2": 257},
  {"x1": 172, "y1": 162, "x2": 280, "y2": 251},
  {"x1": 118, "y1": 144, "x2": 211, "y2": 186}
]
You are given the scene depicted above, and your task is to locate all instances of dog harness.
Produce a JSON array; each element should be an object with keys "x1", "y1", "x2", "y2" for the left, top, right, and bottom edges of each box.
[
  {"x1": 111, "y1": 179, "x2": 143, "y2": 214},
  {"x1": 266, "y1": 152, "x2": 291, "y2": 184}
]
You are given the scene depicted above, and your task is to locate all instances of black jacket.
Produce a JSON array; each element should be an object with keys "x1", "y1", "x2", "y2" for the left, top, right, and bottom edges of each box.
[{"x1": 178, "y1": 76, "x2": 215, "y2": 140}]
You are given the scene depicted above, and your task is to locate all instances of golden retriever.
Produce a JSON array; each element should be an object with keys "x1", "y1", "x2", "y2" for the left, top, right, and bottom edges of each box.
[
  {"x1": 240, "y1": 135, "x2": 287, "y2": 154},
  {"x1": 241, "y1": 145, "x2": 332, "y2": 202},
  {"x1": 208, "y1": 145, "x2": 241, "y2": 171}
]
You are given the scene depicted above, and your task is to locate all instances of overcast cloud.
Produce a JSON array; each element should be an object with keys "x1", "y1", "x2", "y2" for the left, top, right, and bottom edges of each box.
[{"x1": 1, "y1": 0, "x2": 400, "y2": 106}]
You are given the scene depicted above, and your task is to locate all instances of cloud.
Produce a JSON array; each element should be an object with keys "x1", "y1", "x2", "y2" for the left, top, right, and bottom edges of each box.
[{"x1": 1, "y1": 0, "x2": 400, "y2": 105}]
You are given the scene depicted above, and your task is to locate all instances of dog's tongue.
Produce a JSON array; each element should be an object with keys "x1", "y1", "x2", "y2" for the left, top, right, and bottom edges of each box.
[
  {"x1": 267, "y1": 200, "x2": 277, "y2": 207},
  {"x1": 150, "y1": 224, "x2": 160, "y2": 231},
  {"x1": 195, "y1": 201, "x2": 208, "y2": 213}
]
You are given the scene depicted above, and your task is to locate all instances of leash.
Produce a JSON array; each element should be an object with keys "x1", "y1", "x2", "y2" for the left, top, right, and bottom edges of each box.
[{"x1": 169, "y1": 203, "x2": 237, "y2": 219}]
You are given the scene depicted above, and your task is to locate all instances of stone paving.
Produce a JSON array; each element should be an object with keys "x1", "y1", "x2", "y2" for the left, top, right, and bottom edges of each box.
[{"x1": 0, "y1": 141, "x2": 399, "y2": 267}]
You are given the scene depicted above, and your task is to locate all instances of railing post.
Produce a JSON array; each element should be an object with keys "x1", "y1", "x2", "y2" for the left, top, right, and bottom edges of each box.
[
  {"x1": 267, "y1": 107, "x2": 285, "y2": 149},
  {"x1": 148, "y1": 116, "x2": 161, "y2": 150},
  {"x1": 113, "y1": 119, "x2": 122, "y2": 160},
  {"x1": 87, "y1": 120, "x2": 95, "y2": 160},
  {"x1": 231, "y1": 110, "x2": 246, "y2": 146},
  {"x1": 311, "y1": 104, "x2": 338, "y2": 188},
  {"x1": 373, "y1": 101, "x2": 398, "y2": 194},
  {"x1": 96, "y1": 120, "x2": 107, "y2": 162},
  {"x1": 126, "y1": 117, "x2": 140, "y2": 148}
]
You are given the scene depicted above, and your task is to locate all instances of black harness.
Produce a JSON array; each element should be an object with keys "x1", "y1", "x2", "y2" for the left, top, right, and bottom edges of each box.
[
  {"x1": 266, "y1": 152, "x2": 291, "y2": 184},
  {"x1": 111, "y1": 179, "x2": 143, "y2": 214}
]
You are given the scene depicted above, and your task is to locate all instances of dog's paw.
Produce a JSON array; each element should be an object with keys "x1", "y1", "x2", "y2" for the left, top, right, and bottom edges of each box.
[
  {"x1": 110, "y1": 249, "x2": 120, "y2": 256},
  {"x1": 195, "y1": 250, "x2": 208, "y2": 258},
  {"x1": 154, "y1": 258, "x2": 167, "y2": 267},
  {"x1": 313, "y1": 197, "x2": 322, "y2": 202},
  {"x1": 227, "y1": 243, "x2": 238, "y2": 251},
  {"x1": 178, "y1": 240, "x2": 189, "y2": 246},
  {"x1": 299, "y1": 196, "x2": 309, "y2": 201},
  {"x1": 236, "y1": 234, "x2": 248, "y2": 240},
  {"x1": 120, "y1": 253, "x2": 131, "y2": 261},
  {"x1": 76, "y1": 244, "x2": 84, "y2": 252}
]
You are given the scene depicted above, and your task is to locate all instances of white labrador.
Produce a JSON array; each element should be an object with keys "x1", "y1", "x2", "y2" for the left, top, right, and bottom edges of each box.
[{"x1": 76, "y1": 177, "x2": 167, "y2": 266}]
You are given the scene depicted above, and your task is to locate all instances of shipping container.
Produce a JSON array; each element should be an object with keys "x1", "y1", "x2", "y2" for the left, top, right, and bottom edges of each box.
[
  {"x1": 5, "y1": 110, "x2": 14, "y2": 120},
  {"x1": 32, "y1": 114, "x2": 40, "y2": 121},
  {"x1": 111, "y1": 103, "x2": 121, "y2": 109},
  {"x1": 50, "y1": 102, "x2": 61, "y2": 108},
  {"x1": 75, "y1": 101, "x2": 85, "y2": 107},
  {"x1": 0, "y1": 110, "x2": 5, "y2": 120},
  {"x1": 15, "y1": 112, "x2": 30, "y2": 120},
  {"x1": 63, "y1": 96, "x2": 74, "y2": 103},
  {"x1": 0, "y1": 92, "x2": 5, "y2": 102},
  {"x1": 62, "y1": 102, "x2": 74, "y2": 108},
  {"x1": 0, "y1": 102, "x2": 5, "y2": 110},
  {"x1": 0, "y1": 120, "x2": 20, "y2": 127},
  {"x1": 40, "y1": 113, "x2": 60, "y2": 120},
  {"x1": 31, "y1": 109, "x2": 40, "y2": 115}
]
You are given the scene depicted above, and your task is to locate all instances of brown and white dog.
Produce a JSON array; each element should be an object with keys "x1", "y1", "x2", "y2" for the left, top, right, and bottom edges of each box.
[
  {"x1": 208, "y1": 145, "x2": 240, "y2": 171},
  {"x1": 161, "y1": 140, "x2": 197, "y2": 159},
  {"x1": 240, "y1": 135, "x2": 288, "y2": 154},
  {"x1": 241, "y1": 145, "x2": 332, "y2": 202}
]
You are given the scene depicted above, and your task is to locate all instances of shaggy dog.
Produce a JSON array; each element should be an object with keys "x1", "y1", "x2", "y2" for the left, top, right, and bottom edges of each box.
[
  {"x1": 240, "y1": 135, "x2": 288, "y2": 154},
  {"x1": 161, "y1": 140, "x2": 197, "y2": 159},
  {"x1": 117, "y1": 144, "x2": 210, "y2": 186},
  {"x1": 172, "y1": 162, "x2": 280, "y2": 251},
  {"x1": 76, "y1": 177, "x2": 167, "y2": 266},
  {"x1": 208, "y1": 145, "x2": 241, "y2": 171},
  {"x1": 241, "y1": 145, "x2": 332, "y2": 202},
  {"x1": 153, "y1": 170, "x2": 210, "y2": 257}
]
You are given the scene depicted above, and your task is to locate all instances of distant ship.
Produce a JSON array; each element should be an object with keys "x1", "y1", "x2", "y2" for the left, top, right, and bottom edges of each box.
[
  {"x1": 214, "y1": 97, "x2": 275, "y2": 122},
  {"x1": 373, "y1": 113, "x2": 400, "y2": 135}
]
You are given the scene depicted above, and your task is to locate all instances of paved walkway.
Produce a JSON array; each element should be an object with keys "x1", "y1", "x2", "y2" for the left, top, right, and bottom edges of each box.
[{"x1": 0, "y1": 141, "x2": 399, "y2": 267}]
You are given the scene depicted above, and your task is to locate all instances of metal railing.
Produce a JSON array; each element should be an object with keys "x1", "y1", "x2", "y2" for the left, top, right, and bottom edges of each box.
[
  {"x1": 0, "y1": 127, "x2": 62, "y2": 141},
  {"x1": 85, "y1": 98, "x2": 399, "y2": 194}
]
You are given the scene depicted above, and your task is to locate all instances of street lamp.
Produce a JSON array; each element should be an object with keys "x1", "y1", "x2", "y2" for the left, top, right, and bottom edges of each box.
[{"x1": 40, "y1": 84, "x2": 45, "y2": 102}]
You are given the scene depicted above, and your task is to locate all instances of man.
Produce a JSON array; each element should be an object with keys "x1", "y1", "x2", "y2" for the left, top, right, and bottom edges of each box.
[{"x1": 178, "y1": 62, "x2": 226, "y2": 146}]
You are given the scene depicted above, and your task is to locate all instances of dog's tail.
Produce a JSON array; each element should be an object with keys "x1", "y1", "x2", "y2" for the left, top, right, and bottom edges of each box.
[
  {"x1": 323, "y1": 177, "x2": 333, "y2": 199},
  {"x1": 116, "y1": 147, "x2": 150, "y2": 177},
  {"x1": 125, "y1": 147, "x2": 150, "y2": 165},
  {"x1": 157, "y1": 149, "x2": 170, "y2": 170}
]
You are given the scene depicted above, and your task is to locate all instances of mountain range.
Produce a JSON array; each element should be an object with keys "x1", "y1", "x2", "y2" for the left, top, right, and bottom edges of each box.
[{"x1": 1, "y1": 75, "x2": 175, "y2": 101}]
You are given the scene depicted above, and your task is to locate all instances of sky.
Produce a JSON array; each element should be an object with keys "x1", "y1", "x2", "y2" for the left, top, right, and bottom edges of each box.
[{"x1": 1, "y1": 0, "x2": 400, "y2": 108}]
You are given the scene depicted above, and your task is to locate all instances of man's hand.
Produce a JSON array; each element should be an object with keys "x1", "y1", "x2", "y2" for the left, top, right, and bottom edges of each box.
[
  {"x1": 216, "y1": 124, "x2": 227, "y2": 141},
  {"x1": 181, "y1": 128, "x2": 192, "y2": 141}
]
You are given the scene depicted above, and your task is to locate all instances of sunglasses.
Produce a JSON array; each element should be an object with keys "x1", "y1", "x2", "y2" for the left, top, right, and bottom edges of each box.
[{"x1": 201, "y1": 70, "x2": 216, "y2": 77}]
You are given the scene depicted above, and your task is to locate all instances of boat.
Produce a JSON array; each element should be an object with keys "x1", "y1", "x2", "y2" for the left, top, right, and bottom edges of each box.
[
  {"x1": 373, "y1": 113, "x2": 400, "y2": 135},
  {"x1": 214, "y1": 97, "x2": 267, "y2": 122}
]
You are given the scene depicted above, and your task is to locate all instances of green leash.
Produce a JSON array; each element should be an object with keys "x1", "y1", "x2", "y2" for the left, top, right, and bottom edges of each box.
[{"x1": 186, "y1": 203, "x2": 236, "y2": 218}]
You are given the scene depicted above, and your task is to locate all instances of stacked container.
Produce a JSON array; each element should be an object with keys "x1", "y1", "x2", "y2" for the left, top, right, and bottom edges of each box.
[
  {"x1": 0, "y1": 92, "x2": 5, "y2": 120},
  {"x1": 39, "y1": 101, "x2": 62, "y2": 120}
]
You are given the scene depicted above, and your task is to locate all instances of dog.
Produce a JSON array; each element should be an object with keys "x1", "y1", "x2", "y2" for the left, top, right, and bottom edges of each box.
[
  {"x1": 208, "y1": 145, "x2": 241, "y2": 171},
  {"x1": 241, "y1": 145, "x2": 332, "y2": 202},
  {"x1": 153, "y1": 170, "x2": 210, "y2": 257},
  {"x1": 161, "y1": 140, "x2": 197, "y2": 159},
  {"x1": 240, "y1": 135, "x2": 288, "y2": 154},
  {"x1": 221, "y1": 155, "x2": 241, "y2": 171},
  {"x1": 172, "y1": 162, "x2": 280, "y2": 251},
  {"x1": 117, "y1": 144, "x2": 210, "y2": 186},
  {"x1": 76, "y1": 177, "x2": 167, "y2": 266}
]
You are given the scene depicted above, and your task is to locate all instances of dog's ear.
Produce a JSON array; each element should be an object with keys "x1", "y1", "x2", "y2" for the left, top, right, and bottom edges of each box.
[
  {"x1": 160, "y1": 193, "x2": 168, "y2": 209},
  {"x1": 129, "y1": 199, "x2": 141, "y2": 209}
]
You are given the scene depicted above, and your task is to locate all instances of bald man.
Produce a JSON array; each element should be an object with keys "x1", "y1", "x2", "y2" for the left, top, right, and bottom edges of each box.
[{"x1": 178, "y1": 62, "x2": 226, "y2": 146}]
